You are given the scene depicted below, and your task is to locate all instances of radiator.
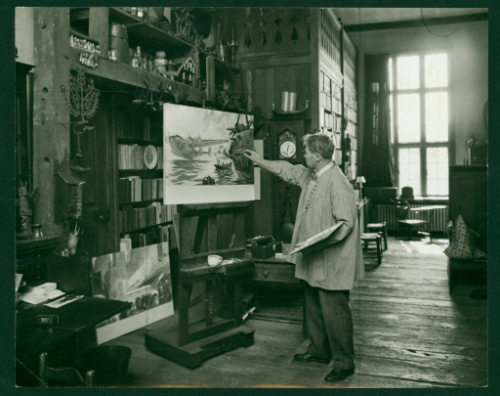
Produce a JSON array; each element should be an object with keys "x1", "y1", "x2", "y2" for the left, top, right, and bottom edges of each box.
[{"x1": 374, "y1": 203, "x2": 449, "y2": 233}]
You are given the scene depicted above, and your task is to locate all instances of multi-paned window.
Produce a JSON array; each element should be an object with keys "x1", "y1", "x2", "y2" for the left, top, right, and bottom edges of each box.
[{"x1": 388, "y1": 52, "x2": 450, "y2": 197}]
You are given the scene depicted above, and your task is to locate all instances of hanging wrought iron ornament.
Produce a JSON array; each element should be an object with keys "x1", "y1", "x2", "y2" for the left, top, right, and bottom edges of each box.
[{"x1": 61, "y1": 71, "x2": 100, "y2": 158}]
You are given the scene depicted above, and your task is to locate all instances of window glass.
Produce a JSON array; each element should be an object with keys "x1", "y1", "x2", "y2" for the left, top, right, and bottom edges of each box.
[
  {"x1": 388, "y1": 57, "x2": 394, "y2": 91},
  {"x1": 427, "y1": 148, "x2": 449, "y2": 196},
  {"x1": 397, "y1": 94, "x2": 420, "y2": 143},
  {"x1": 398, "y1": 148, "x2": 421, "y2": 196},
  {"x1": 425, "y1": 54, "x2": 448, "y2": 88},
  {"x1": 425, "y1": 92, "x2": 448, "y2": 142},
  {"x1": 397, "y1": 56, "x2": 419, "y2": 89},
  {"x1": 389, "y1": 94, "x2": 394, "y2": 144}
]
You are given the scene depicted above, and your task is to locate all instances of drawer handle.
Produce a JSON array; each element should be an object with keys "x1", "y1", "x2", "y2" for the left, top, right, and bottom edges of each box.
[{"x1": 264, "y1": 271, "x2": 268, "y2": 278}]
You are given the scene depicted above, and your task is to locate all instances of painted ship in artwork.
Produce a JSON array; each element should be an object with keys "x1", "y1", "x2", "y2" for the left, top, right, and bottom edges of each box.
[
  {"x1": 164, "y1": 106, "x2": 254, "y2": 186},
  {"x1": 168, "y1": 136, "x2": 227, "y2": 161}
]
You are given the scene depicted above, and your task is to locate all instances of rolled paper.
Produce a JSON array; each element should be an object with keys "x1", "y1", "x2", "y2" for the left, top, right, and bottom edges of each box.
[
  {"x1": 289, "y1": 92, "x2": 296, "y2": 112},
  {"x1": 281, "y1": 91, "x2": 289, "y2": 112}
]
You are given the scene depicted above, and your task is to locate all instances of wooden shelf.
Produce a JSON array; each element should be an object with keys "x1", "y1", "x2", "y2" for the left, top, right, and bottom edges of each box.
[
  {"x1": 109, "y1": 8, "x2": 194, "y2": 56},
  {"x1": 69, "y1": 47, "x2": 204, "y2": 104},
  {"x1": 120, "y1": 221, "x2": 172, "y2": 235},
  {"x1": 199, "y1": 51, "x2": 240, "y2": 77},
  {"x1": 16, "y1": 235, "x2": 62, "y2": 257},
  {"x1": 118, "y1": 169, "x2": 163, "y2": 177},
  {"x1": 71, "y1": 7, "x2": 192, "y2": 52},
  {"x1": 118, "y1": 138, "x2": 163, "y2": 146},
  {"x1": 69, "y1": 29, "x2": 100, "y2": 44},
  {"x1": 119, "y1": 198, "x2": 164, "y2": 206}
]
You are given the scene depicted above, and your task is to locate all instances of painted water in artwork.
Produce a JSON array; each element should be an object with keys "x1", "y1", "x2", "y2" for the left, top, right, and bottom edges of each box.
[{"x1": 163, "y1": 104, "x2": 254, "y2": 186}]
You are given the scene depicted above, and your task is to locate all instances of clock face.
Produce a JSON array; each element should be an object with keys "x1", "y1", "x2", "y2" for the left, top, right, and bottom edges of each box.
[{"x1": 280, "y1": 141, "x2": 297, "y2": 158}]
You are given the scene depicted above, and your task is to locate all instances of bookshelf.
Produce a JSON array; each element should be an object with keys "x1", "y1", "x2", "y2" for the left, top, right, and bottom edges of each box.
[{"x1": 114, "y1": 106, "x2": 172, "y2": 249}]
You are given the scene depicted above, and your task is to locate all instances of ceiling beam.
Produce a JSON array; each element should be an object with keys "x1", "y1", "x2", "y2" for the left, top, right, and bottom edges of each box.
[{"x1": 344, "y1": 12, "x2": 487, "y2": 33}]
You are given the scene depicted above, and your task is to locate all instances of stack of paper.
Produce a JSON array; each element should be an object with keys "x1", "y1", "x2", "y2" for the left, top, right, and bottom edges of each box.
[{"x1": 19, "y1": 282, "x2": 65, "y2": 305}]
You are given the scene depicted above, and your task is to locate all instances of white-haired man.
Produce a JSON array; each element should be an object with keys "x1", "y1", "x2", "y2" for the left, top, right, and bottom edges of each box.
[{"x1": 244, "y1": 134, "x2": 364, "y2": 382}]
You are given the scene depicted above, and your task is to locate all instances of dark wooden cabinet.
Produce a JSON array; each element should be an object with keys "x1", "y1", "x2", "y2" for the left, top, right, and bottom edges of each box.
[
  {"x1": 271, "y1": 119, "x2": 305, "y2": 242},
  {"x1": 449, "y1": 166, "x2": 487, "y2": 252},
  {"x1": 16, "y1": 236, "x2": 62, "y2": 286},
  {"x1": 448, "y1": 165, "x2": 487, "y2": 293},
  {"x1": 74, "y1": 96, "x2": 117, "y2": 257}
]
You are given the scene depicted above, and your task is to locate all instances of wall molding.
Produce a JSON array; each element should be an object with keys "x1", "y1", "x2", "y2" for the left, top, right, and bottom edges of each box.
[{"x1": 344, "y1": 12, "x2": 487, "y2": 33}]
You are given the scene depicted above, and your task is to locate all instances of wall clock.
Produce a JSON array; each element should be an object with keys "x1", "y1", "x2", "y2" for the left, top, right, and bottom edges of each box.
[{"x1": 278, "y1": 129, "x2": 297, "y2": 160}]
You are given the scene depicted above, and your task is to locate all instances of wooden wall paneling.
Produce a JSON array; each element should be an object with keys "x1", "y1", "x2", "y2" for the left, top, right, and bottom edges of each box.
[
  {"x1": 251, "y1": 66, "x2": 275, "y2": 237},
  {"x1": 449, "y1": 166, "x2": 487, "y2": 241},
  {"x1": 32, "y1": 8, "x2": 71, "y2": 238},
  {"x1": 89, "y1": 7, "x2": 109, "y2": 58},
  {"x1": 274, "y1": 65, "x2": 297, "y2": 111},
  {"x1": 294, "y1": 63, "x2": 311, "y2": 114},
  {"x1": 230, "y1": 8, "x2": 311, "y2": 57},
  {"x1": 253, "y1": 170, "x2": 274, "y2": 237},
  {"x1": 273, "y1": 179, "x2": 301, "y2": 242},
  {"x1": 77, "y1": 99, "x2": 117, "y2": 256},
  {"x1": 270, "y1": 119, "x2": 304, "y2": 242},
  {"x1": 309, "y1": 9, "x2": 321, "y2": 131},
  {"x1": 251, "y1": 67, "x2": 275, "y2": 120}
]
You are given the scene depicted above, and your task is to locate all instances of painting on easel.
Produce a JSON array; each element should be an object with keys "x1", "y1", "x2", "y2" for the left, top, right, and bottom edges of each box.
[
  {"x1": 163, "y1": 104, "x2": 255, "y2": 205},
  {"x1": 91, "y1": 242, "x2": 174, "y2": 344}
]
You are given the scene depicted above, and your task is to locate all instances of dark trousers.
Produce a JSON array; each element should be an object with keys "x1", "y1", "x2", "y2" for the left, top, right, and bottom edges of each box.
[{"x1": 304, "y1": 282, "x2": 354, "y2": 370}]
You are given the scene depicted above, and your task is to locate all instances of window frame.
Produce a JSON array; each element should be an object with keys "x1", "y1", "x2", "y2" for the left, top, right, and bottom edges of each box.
[{"x1": 389, "y1": 49, "x2": 454, "y2": 198}]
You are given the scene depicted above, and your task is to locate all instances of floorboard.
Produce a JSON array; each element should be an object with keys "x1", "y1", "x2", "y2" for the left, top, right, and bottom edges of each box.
[{"x1": 100, "y1": 237, "x2": 487, "y2": 388}]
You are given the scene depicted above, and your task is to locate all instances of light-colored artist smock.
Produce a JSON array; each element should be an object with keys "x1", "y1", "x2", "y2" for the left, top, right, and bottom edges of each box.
[{"x1": 267, "y1": 161, "x2": 364, "y2": 290}]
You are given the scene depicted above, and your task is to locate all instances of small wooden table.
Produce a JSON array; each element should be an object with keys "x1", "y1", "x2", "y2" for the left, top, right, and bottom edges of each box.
[{"x1": 399, "y1": 205, "x2": 447, "y2": 241}]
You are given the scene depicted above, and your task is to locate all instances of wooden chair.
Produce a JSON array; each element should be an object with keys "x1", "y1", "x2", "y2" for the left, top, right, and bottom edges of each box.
[
  {"x1": 39, "y1": 352, "x2": 94, "y2": 387},
  {"x1": 366, "y1": 222, "x2": 388, "y2": 251},
  {"x1": 360, "y1": 232, "x2": 382, "y2": 265}
]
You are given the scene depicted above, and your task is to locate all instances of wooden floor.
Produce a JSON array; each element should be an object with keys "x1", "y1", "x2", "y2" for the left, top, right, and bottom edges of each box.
[{"x1": 102, "y1": 237, "x2": 487, "y2": 388}]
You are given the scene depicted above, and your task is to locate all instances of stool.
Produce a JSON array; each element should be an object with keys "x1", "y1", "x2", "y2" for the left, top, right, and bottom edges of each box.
[
  {"x1": 361, "y1": 233, "x2": 383, "y2": 265},
  {"x1": 366, "y1": 222, "x2": 388, "y2": 251}
]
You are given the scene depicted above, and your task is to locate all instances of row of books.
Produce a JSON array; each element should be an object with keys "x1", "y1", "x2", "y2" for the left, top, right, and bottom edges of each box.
[
  {"x1": 323, "y1": 111, "x2": 343, "y2": 133},
  {"x1": 119, "y1": 177, "x2": 164, "y2": 203},
  {"x1": 120, "y1": 224, "x2": 170, "y2": 249},
  {"x1": 345, "y1": 122, "x2": 358, "y2": 137},
  {"x1": 118, "y1": 144, "x2": 164, "y2": 170},
  {"x1": 116, "y1": 113, "x2": 152, "y2": 141},
  {"x1": 345, "y1": 106, "x2": 358, "y2": 122},
  {"x1": 119, "y1": 202, "x2": 169, "y2": 233},
  {"x1": 320, "y1": 92, "x2": 342, "y2": 115}
]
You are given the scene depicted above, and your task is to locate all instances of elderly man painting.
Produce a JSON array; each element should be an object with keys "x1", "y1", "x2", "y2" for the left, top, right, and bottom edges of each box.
[{"x1": 243, "y1": 133, "x2": 364, "y2": 383}]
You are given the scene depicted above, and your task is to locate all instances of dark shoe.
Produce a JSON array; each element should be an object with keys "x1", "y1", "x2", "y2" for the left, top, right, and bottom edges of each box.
[
  {"x1": 293, "y1": 353, "x2": 330, "y2": 364},
  {"x1": 324, "y1": 368, "x2": 355, "y2": 382}
]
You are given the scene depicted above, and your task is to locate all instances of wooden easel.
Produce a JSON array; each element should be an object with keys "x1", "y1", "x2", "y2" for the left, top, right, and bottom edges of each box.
[{"x1": 145, "y1": 202, "x2": 255, "y2": 368}]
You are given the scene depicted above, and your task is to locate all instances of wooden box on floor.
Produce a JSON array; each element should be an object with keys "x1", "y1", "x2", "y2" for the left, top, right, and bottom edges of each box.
[{"x1": 145, "y1": 203, "x2": 255, "y2": 368}]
